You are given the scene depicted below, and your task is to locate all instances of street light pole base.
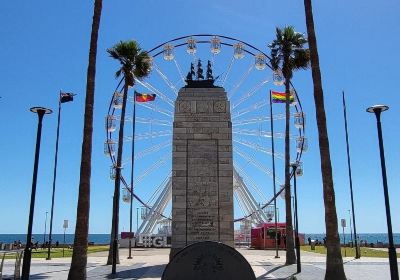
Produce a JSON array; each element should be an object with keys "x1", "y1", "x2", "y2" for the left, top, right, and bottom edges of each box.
[
  {"x1": 46, "y1": 257, "x2": 51, "y2": 260},
  {"x1": 274, "y1": 256, "x2": 280, "y2": 259},
  {"x1": 127, "y1": 257, "x2": 132, "y2": 259}
]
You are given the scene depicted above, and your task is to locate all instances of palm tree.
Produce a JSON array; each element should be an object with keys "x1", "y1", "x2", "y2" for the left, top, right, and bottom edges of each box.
[
  {"x1": 303, "y1": 1, "x2": 347, "y2": 279},
  {"x1": 67, "y1": 0, "x2": 102, "y2": 279},
  {"x1": 269, "y1": 26, "x2": 310, "y2": 265},
  {"x1": 106, "y1": 40, "x2": 151, "y2": 270}
]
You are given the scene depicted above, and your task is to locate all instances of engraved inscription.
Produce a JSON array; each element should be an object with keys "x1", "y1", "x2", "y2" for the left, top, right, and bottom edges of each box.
[
  {"x1": 193, "y1": 253, "x2": 223, "y2": 273},
  {"x1": 187, "y1": 140, "x2": 218, "y2": 241},
  {"x1": 187, "y1": 209, "x2": 218, "y2": 241}
]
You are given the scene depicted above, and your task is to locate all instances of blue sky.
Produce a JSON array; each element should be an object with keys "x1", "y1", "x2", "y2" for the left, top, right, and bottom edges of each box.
[{"x1": 0, "y1": 0, "x2": 399, "y2": 235}]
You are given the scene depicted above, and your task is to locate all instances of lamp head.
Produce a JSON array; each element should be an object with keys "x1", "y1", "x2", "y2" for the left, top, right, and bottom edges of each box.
[
  {"x1": 30, "y1": 107, "x2": 53, "y2": 114},
  {"x1": 366, "y1": 104, "x2": 389, "y2": 113}
]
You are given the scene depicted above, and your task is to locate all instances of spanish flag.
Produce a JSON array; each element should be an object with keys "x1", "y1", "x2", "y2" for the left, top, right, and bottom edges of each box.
[
  {"x1": 271, "y1": 91, "x2": 294, "y2": 104},
  {"x1": 135, "y1": 91, "x2": 156, "y2": 102}
]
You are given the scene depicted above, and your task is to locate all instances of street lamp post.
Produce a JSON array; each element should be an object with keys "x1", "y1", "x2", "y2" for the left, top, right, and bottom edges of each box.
[
  {"x1": 43, "y1": 211, "x2": 48, "y2": 245},
  {"x1": 348, "y1": 210, "x2": 353, "y2": 247},
  {"x1": 63, "y1": 220, "x2": 68, "y2": 257},
  {"x1": 47, "y1": 91, "x2": 74, "y2": 260},
  {"x1": 291, "y1": 162, "x2": 301, "y2": 273},
  {"x1": 367, "y1": 104, "x2": 399, "y2": 280},
  {"x1": 341, "y1": 219, "x2": 347, "y2": 257},
  {"x1": 21, "y1": 107, "x2": 52, "y2": 280}
]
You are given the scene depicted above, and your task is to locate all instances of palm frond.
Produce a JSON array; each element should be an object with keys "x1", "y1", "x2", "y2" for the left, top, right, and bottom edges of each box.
[
  {"x1": 269, "y1": 53, "x2": 281, "y2": 70},
  {"x1": 108, "y1": 40, "x2": 152, "y2": 82},
  {"x1": 276, "y1": 27, "x2": 283, "y2": 41},
  {"x1": 292, "y1": 32, "x2": 308, "y2": 48},
  {"x1": 292, "y1": 49, "x2": 310, "y2": 70},
  {"x1": 115, "y1": 68, "x2": 122, "y2": 78},
  {"x1": 107, "y1": 49, "x2": 119, "y2": 60},
  {"x1": 269, "y1": 26, "x2": 310, "y2": 74},
  {"x1": 283, "y1": 26, "x2": 296, "y2": 41},
  {"x1": 133, "y1": 52, "x2": 151, "y2": 79}
]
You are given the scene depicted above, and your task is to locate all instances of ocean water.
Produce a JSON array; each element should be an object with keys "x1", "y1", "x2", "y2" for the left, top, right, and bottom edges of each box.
[
  {"x1": 1, "y1": 233, "x2": 400, "y2": 245},
  {"x1": 304, "y1": 233, "x2": 400, "y2": 245},
  {"x1": 0, "y1": 234, "x2": 110, "y2": 245}
]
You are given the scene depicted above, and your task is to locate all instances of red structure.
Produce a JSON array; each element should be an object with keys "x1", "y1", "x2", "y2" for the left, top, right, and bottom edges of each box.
[{"x1": 251, "y1": 223, "x2": 304, "y2": 249}]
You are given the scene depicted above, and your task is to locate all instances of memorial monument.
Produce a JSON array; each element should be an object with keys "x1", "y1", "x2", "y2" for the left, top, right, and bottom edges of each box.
[
  {"x1": 163, "y1": 241, "x2": 256, "y2": 280},
  {"x1": 170, "y1": 61, "x2": 234, "y2": 258}
]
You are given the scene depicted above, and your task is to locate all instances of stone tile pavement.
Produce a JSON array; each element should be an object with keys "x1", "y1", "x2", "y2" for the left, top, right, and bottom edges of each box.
[{"x1": 1, "y1": 248, "x2": 398, "y2": 279}]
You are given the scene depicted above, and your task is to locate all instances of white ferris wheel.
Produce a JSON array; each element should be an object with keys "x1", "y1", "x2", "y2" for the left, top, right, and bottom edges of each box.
[{"x1": 104, "y1": 35, "x2": 307, "y2": 236}]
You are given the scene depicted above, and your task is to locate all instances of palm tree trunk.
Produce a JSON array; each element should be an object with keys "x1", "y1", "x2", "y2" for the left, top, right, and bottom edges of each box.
[
  {"x1": 107, "y1": 82, "x2": 129, "y2": 267},
  {"x1": 284, "y1": 77, "x2": 296, "y2": 265},
  {"x1": 107, "y1": 207, "x2": 119, "y2": 264},
  {"x1": 68, "y1": 0, "x2": 102, "y2": 279},
  {"x1": 303, "y1": 0, "x2": 346, "y2": 279}
]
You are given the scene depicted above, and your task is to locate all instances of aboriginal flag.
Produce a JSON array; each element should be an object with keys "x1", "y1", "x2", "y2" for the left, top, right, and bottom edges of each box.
[
  {"x1": 135, "y1": 91, "x2": 156, "y2": 102},
  {"x1": 271, "y1": 91, "x2": 294, "y2": 104}
]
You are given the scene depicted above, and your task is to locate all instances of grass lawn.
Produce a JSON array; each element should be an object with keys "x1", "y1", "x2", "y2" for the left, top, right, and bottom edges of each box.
[
  {"x1": 2, "y1": 245, "x2": 109, "y2": 259},
  {"x1": 301, "y1": 245, "x2": 399, "y2": 258}
]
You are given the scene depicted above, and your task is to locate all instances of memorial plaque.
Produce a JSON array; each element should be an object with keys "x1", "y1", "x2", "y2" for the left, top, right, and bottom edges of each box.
[
  {"x1": 162, "y1": 241, "x2": 256, "y2": 280},
  {"x1": 171, "y1": 87, "x2": 234, "y2": 258}
]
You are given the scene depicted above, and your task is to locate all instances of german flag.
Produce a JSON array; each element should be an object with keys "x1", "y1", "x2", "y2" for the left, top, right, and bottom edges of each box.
[
  {"x1": 271, "y1": 91, "x2": 294, "y2": 104},
  {"x1": 135, "y1": 91, "x2": 156, "y2": 102}
]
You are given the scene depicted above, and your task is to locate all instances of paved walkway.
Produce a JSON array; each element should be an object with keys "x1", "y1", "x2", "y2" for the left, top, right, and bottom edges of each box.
[{"x1": 1, "y1": 248, "x2": 399, "y2": 279}]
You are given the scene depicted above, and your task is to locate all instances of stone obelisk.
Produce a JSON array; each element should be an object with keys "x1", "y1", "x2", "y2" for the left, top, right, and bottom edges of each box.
[{"x1": 170, "y1": 79, "x2": 234, "y2": 259}]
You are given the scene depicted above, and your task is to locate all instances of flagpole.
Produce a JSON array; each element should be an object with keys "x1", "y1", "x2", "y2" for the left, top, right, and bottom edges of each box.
[
  {"x1": 46, "y1": 91, "x2": 63, "y2": 260},
  {"x1": 128, "y1": 92, "x2": 137, "y2": 259},
  {"x1": 270, "y1": 90, "x2": 279, "y2": 258},
  {"x1": 342, "y1": 90, "x2": 359, "y2": 258}
]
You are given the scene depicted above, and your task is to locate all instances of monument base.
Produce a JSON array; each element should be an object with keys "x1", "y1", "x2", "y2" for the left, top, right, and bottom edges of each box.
[{"x1": 164, "y1": 241, "x2": 256, "y2": 280}]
